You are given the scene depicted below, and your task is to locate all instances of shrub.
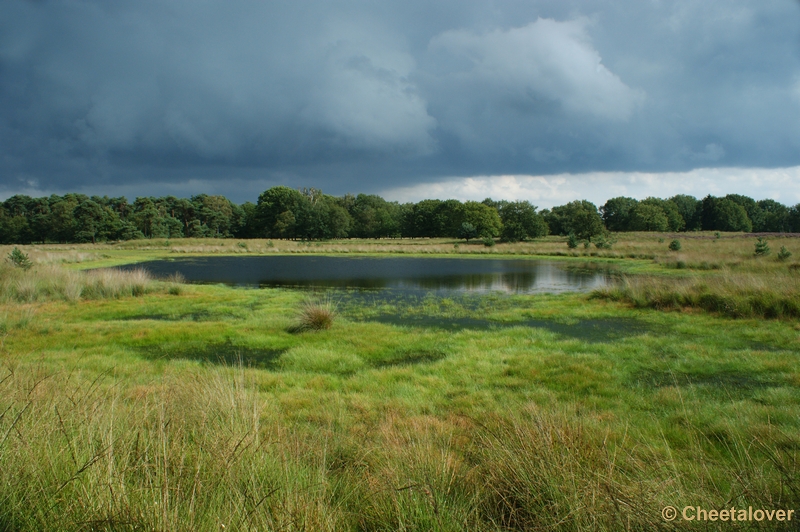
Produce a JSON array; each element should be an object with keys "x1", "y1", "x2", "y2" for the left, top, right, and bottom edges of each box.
[
  {"x1": 668, "y1": 239, "x2": 681, "y2": 252},
  {"x1": 754, "y1": 237, "x2": 770, "y2": 257},
  {"x1": 8, "y1": 248, "x2": 32, "y2": 270},
  {"x1": 592, "y1": 235, "x2": 615, "y2": 249},
  {"x1": 482, "y1": 237, "x2": 495, "y2": 247},
  {"x1": 567, "y1": 233, "x2": 579, "y2": 249},
  {"x1": 778, "y1": 246, "x2": 792, "y2": 261}
]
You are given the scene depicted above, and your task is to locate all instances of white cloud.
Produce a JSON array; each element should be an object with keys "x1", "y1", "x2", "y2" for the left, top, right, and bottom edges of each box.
[
  {"x1": 381, "y1": 167, "x2": 800, "y2": 208},
  {"x1": 428, "y1": 18, "x2": 644, "y2": 121}
]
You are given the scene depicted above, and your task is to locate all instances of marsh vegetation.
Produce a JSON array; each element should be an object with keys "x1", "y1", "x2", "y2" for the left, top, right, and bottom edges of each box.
[{"x1": 0, "y1": 233, "x2": 798, "y2": 530}]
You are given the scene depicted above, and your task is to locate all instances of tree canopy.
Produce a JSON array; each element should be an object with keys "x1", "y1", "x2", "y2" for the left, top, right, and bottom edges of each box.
[{"x1": 1, "y1": 188, "x2": 797, "y2": 245}]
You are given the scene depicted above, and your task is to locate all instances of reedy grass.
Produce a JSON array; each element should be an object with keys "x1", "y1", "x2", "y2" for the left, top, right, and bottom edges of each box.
[
  {"x1": 1, "y1": 362, "x2": 797, "y2": 531},
  {"x1": 594, "y1": 269, "x2": 800, "y2": 319},
  {"x1": 0, "y1": 262, "x2": 155, "y2": 303}
]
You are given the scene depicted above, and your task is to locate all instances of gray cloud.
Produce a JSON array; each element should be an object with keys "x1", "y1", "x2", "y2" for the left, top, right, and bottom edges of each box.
[{"x1": 1, "y1": 0, "x2": 799, "y2": 201}]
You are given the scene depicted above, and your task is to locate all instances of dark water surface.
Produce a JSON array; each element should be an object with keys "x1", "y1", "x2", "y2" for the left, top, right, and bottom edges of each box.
[{"x1": 130, "y1": 255, "x2": 612, "y2": 294}]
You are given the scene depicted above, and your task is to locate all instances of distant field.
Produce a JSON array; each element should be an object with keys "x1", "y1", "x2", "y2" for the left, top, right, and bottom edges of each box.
[{"x1": 0, "y1": 234, "x2": 798, "y2": 530}]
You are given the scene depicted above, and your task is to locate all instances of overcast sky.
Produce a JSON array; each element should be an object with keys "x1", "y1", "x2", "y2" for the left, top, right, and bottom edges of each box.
[{"x1": 2, "y1": 0, "x2": 800, "y2": 207}]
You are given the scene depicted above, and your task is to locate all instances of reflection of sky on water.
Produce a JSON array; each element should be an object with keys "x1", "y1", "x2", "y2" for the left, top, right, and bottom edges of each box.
[{"x1": 127, "y1": 256, "x2": 612, "y2": 294}]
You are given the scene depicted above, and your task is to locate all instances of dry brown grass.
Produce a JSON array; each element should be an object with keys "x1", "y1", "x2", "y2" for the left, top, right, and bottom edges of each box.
[
  {"x1": 0, "y1": 262, "x2": 153, "y2": 302},
  {"x1": 594, "y1": 268, "x2": 800, "y2": 319},
  {"x1": 4, "y1": 233, "x2": 799, "y2": 268},
  {"x1": 291, "y1": 298, "x2": 337, "y2": 332}
]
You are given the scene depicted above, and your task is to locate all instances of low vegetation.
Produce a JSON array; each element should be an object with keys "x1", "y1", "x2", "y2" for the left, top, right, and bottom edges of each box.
[
  {"x1": 594, "y1": 270, "x2": 800, "y2": 319},
  {"x1": 0, "y1": 234, "x2": 798, "y2": 530},
  {"x1": 292, "y1": 298, "x2": 337, "y2": 331},
  {"x1": 0, "y1": 260, "x2": 173, "y2": 303}
]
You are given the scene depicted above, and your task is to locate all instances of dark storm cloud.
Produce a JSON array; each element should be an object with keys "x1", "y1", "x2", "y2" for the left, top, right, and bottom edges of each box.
[{"x1": 1, "y1": 0, "x2": 799, "y2": 201}]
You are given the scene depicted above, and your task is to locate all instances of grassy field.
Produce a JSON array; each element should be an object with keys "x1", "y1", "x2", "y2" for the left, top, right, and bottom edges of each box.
[{"x1": 0, "y1": 233, "x2": 799, "y2": 530}]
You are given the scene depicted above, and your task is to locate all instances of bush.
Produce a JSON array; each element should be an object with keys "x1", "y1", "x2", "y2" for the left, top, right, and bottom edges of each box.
[
  {"x1": 754, "y1": 237, "x2": 770, "y2": 257},
  {"x1": 567, "y1": 233, "x2": 579, "y2": 249},
  {"x1": 7, "y1": 248, "x2": 32, "y2": 270},
  {"x1": 668, "y1": 239, "x2": 681, "y2": 252},
  {"x1": 778, "y1": 246, "x2": 792, "y2": 261},
  {"x1": 592, "y1": 235, "x2": 615, "y2": 250},
  {"x1": 482, "y1": 237, "x2": 495, "y2": 247}
]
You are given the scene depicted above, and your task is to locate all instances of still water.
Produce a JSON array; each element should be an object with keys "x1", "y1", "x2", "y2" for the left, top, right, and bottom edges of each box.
[{"x1": 130, "y1": 256, "x2": 611, "y2": 294}]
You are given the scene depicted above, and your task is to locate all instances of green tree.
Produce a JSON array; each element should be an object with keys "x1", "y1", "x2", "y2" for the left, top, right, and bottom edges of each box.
[
  {"x1": 459, "y1": 201, "x2": 502, "y2": 239},
  {"x1": 756, "y1": 199, "x2": 789, "y2": 232},
  {"x1": 8, "y1": 247, "x2": 32, "y2": 269},
  {"x1": 630, "y1": 204, "x2": 669, "y2": 232},
  {"x1": 640, "y1": 197, "x2": 684, "y2": 231},
  {"x1": 726, "y1": 194, "x2": 763, "y2": 232},
  {"x1": 256, "y1": 186, "x2": 307, "y2": 239},
  {"x1": 701, "y1": 196, "x2": 753, "y2": 232},
  {"x1": 498, "y1": 200, "x2": 548, "y2": 242},
  {"x1": 600, "y1": 197, "x2": 638, "y2": 232},
  {"x1": 402, "y1": 199, "x2": 445, "y2": 238},
  {"x1": 193, "y1": 194, "x2": 240, "y2": 237},
  {"x1": 348, "y1": 194, "x2": 402, "y2": 239},
  {"x1": 546, "y1": 200, "x2": 604, "y2": 239},
  {"x1": 235, "y1": 202, "x2": 259, "y2": 238},
  {"x1": 131, "y1": 197, "x2": 172, "y2": 238},
  {"x1": 50, "y1": 196, "x2": 80, "y2": 242},
  {"x1": 29, "y1": 198, "x2": 53, "y2": 243},
  {"x1": 74, "y1": 200, "x2": 110, "y2": 243},
  {"x1": 323, "y1": 198, "x2": 352, "y2": 239},
  {"x1": 458, "y1": 222, "x2": 478, "y2": 242},
  {"x1": 788, "y1": 204, "x2": 800, "y2": 232},
  {"x1": 669, "y1": 195, "x2": 702, "y2": 231},
  {"x1": 567, "y1": 232, "x2": 579, "y2": 249},
  {"x1": 754, "y1": 237, "x2": 770, "y2": 256}
]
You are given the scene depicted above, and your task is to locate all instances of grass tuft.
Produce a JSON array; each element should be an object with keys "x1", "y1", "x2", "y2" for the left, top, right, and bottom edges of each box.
[{"x1": 291, "y1": 298, "x2": 337, "y2": 332}]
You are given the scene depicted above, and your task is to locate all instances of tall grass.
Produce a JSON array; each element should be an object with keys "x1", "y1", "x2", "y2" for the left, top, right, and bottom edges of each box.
[
  {"x1": 593, "y1": 270, "x2": 800, "y2": 319},
  {"x1": 1, "y1": 364, "x2": 796, "y2": 531},
  {"x1": 0, "y1": 263, "x2": 153, "y2": 303}
]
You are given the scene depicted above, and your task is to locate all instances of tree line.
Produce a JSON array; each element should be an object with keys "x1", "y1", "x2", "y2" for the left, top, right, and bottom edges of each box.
[{"x1": 1, "y1": 187, "x2": 799, "y2": 245}]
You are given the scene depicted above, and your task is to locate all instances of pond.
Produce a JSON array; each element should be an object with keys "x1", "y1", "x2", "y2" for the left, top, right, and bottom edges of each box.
[{"x1": 128, "y1": 255, "x2": 612, "y2": 294}]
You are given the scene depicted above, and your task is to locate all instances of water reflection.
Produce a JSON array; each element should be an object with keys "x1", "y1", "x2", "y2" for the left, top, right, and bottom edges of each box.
[{"x1": 129, "y1": 256, "x2": 611, "y2": 294}]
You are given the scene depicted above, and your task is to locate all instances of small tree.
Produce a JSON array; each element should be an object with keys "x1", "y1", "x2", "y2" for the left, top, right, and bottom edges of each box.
[
  {"x1": 567, "y1": 232, "x2": 579, "y2": 249},
  {"x1": 777, "y1": 246, "x2": 792, "y2": 261},
  {"x1": 668, "y1": 239, "x2": 681, "y2": 252},
  {"x1": 754, "y1": 237, "x2": 770, "y2": 256},
  {"x1": 8, "y1": 247, "x2": 32, "y2": 270},
  {"x1": 458, "y1": 222, "x2": 478, "y2": 242}
]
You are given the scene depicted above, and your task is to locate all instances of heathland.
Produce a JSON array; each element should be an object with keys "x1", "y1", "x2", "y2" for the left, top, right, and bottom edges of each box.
[{"x1": 0, "y1": 233, "x2": 798, "y2": 531}]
